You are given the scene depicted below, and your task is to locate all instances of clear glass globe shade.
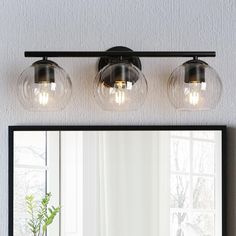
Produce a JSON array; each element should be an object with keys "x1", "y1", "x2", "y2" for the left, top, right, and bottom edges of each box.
[
  {"x1": 17, "y1": 60, "x2": 72, "y2": 111},
  {"x1": 167, "y1": 60, "x2": 222, "y2": 110},
  {"x1": 94, "y1": 62, "x2": 148, "y2": 111}
]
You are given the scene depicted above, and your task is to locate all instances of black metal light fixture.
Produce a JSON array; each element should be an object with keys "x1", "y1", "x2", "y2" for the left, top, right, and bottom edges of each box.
[
  {"x1": 167, "y1": 58, "x2": 222, "y2": 110},
  {"x1": 17, "y1": 58, "x2": 72, "y2": 111},
  {"x1": 19, "y1": 46, "x2": 221, "y2": 111},
  {"x1": 93, "y1": 46, "x2": 148, "y2": 111}
]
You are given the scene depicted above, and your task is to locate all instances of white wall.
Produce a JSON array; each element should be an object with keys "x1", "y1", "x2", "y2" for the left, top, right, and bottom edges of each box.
[{"x1": 0, "y1": 0, "x2": 235, "y2": 235}]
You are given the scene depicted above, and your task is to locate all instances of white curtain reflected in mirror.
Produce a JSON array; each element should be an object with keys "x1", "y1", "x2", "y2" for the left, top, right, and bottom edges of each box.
[{"x1": 13, "y1": 130, "x2": 222, "y2": 236}]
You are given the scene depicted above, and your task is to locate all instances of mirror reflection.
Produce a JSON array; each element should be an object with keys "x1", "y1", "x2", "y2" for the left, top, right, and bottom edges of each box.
[{"x1": 13, "y1": 130, "x2": 222, "y2": 236}]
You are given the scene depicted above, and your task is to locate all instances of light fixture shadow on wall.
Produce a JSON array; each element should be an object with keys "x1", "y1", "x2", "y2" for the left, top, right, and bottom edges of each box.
[{"x1": 17, "y1": 46, "x2": 222, "y2": 111}]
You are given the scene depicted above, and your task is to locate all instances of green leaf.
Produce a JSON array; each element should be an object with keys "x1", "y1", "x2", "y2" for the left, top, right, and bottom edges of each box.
[{"x1": 25, "y1": 192, "x2": 60, "y2": 235}]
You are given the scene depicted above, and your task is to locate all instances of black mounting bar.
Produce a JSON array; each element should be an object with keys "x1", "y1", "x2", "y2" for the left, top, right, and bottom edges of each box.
[{"x1": 24, "y1": 51, "x2": 216, "y2": 58}]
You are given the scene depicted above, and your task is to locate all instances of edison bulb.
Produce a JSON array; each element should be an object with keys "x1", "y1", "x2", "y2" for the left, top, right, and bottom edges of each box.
[
  {"x1": 108, "y1": 80, "x2": 133, "y2": 105},
  {"x1": 94, "y1": 62, "x2": 148, "y2": 111},
  {"x1": 17, "y1": 59, "x2": 72, "y2": 111},
  {"x1": 115, "y1": 90, "x2": 125, "y2": 105},
  {"x1": 184, "y1": 82, "x2": 207, "y2": 106},
  {"x1": 189, "y1": 91, "x2": 199, "y2": 105},
  {"x1": 34, "y1": 82, "x2": 56, "y2": 106}
]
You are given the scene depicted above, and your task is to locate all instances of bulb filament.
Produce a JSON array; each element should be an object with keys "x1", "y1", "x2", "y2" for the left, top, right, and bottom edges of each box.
[
  {"x1": 34, "y1": 82, "x2": 56, "y2": 106},
  {"x1": 184, "y1": 81, "x2": 207, "y2": 106},
  {"x1": 189, "y1": 91, "x2": 200, "y2": 106},
  {"x1": 114, "y1": 81, "x2": 126, "y2": 105},
  {"x1": 39, "y1": 92, "x2": 49, "y2": 106}
]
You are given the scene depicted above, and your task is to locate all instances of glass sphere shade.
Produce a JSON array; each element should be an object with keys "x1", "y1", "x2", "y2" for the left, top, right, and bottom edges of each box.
[
  {"x1": 167, "y1": 60, "x2": 222, "y2": 110},
  {"x1": 94, "y1": 62, "x2": 148, "y2": 111},
  {"x1": 17, "y1": 60, "x2": 72, "y2": 111}
]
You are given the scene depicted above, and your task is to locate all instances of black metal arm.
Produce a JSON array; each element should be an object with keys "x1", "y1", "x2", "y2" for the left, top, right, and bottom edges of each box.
[{"x1": 24, "y1": 51, "x2": 216, "y2": 58}]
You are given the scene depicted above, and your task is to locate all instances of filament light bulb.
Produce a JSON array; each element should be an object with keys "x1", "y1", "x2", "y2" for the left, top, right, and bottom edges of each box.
[
  {"x1": 38, "y1": 91, "x2": 49, "y2": 105},
  {"x1": 34, "y1": 82, "x2": 56, "y2": 106},
  {"x1": 108, "y1": 80, "x2": 134, "y2": 105},
  {"x1": 189, "y1": 91, "x2": 200, "y2": 105},
  {"x1": 114, "y1": 81, "x2": 126, "y2": 105},
  {"x1": 115, "y1": 90, "x2": 125, "y2": 105},
  {"x1": 184, "y1": 82, "x2": 206, "y2": 106}
]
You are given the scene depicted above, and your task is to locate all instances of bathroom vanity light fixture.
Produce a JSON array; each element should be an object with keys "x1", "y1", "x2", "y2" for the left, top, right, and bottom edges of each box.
[{"x1": 18, "y1": 46, "x2": 222, "y2": 111}]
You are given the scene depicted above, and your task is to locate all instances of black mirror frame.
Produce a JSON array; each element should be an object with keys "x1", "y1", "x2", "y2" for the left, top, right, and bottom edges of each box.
[{"x1": 8, "y1": 125, "x2": 227, "y2": 236}]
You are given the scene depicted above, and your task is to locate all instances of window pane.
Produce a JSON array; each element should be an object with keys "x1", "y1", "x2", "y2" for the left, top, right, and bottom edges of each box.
[
  {"x1": 14, "y1": 168, "x2": 46, "y2": 236},
  {"x1": 14, "y1": 216, "x2": 30, "y2": 236},
  {"x1": 171, "y1": 131, "x2": 190, "y2": 137},
  {"x1": 193, "y1": 176, "x2": 214, "y2": 209},
  {"x1": 170, "y1": 175, "x2": 190, "y2": 208},
  {"x1": 14, "y1": 131, "x2": 46, "y2": 166},
  {"x1": 190, "y1": 213, "x2": 214, "y2": 236},
  {"x1": 171, "y1": 138, "x2": 190, "y2": 172},
  {"x1": 170, "y1": 211, "x2": 189, "y2": 236},
  {"x1": 170, "y1": 212, "x2": 214, "y2": 236},
  {"x1": 193, "y1": 141, "x2": 215, "y2": 174},
  {"x1": 193, "y1": 131, "x2": 215, "y2": 140}
]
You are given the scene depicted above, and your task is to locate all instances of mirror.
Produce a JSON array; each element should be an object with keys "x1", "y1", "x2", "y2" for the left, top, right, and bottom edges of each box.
[{"x1": 9, "y1": 126, "x2": 226, "y2": 236}]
